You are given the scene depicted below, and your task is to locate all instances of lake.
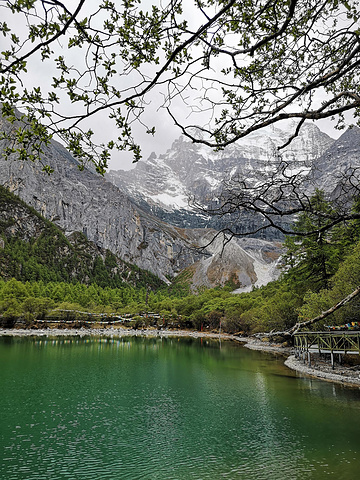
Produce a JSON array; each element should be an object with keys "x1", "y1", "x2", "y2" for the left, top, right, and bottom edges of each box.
[{"x1": 1, "y1": 335, "x2": 360, "y2": 479}]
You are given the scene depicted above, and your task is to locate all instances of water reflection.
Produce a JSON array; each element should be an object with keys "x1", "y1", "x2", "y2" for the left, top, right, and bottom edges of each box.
[{"x1": 1, "y1": 335, "x2": 360, "y2": 480}]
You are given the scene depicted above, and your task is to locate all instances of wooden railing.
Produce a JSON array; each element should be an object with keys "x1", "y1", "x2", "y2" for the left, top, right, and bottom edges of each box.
[{"x1": 293, "y1": 331, "x2": 360, "y2": 368}]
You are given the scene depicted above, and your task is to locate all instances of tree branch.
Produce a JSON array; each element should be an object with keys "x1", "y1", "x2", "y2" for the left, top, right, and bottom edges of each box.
[{"x1": 0, "y1": 1, "x2": 86, "y2": 76}]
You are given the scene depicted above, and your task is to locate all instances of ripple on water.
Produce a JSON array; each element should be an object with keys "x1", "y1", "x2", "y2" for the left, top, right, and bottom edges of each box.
[{"x1": 1, "y1": 336, "x2": 360, "y2": 480}]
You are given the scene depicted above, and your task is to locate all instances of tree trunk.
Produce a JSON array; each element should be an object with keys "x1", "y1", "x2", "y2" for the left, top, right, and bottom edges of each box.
[{"x1": 256, "y1": 285, "x2": 360, "y2": 338}]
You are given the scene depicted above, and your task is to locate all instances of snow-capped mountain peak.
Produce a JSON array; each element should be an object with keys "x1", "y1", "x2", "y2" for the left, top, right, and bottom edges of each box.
[{"x1": 107, "y1": 122, "x2": 334, "y2": 225}]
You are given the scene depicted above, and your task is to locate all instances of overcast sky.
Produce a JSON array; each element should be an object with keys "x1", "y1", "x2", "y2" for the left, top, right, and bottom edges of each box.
[{"x1": 1, "y1": 1, "x2": 355, "y2": 173}]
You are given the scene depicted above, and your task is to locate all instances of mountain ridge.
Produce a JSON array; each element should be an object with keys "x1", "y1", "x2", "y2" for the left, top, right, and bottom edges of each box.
[
  {"x1": 0, "y1": 113, "x2": 204, "y2": 282},
  {"x1": 1, "y1": 112, "x2": 281, "y2": 290},
  {"x1": 3, "y1": 114, "x2": 354, "y2": 291},
  {"x1": 107, "y1": 122, "x2": 335, "y2": 233}
]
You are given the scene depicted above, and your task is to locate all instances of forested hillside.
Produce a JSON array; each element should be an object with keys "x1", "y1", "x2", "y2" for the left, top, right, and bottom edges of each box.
[
  {"x1": 1, "y1": 184, "x2": 360, "y2": 335},
  {"x1": 0, "y1": 185, "x2": 164, "y2": 289}
]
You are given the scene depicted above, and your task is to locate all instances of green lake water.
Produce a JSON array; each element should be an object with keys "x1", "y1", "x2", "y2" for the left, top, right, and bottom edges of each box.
[{"x1": 1, "y1": 335, "x2": 360, "y2": 480}]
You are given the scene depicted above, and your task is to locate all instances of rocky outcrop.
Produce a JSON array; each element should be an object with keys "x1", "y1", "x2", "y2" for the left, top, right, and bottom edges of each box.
[
  {"x1": 0, "y1": 185, "x2": 165, "y2": 287},
  {"x1": 174, "y1": 230, "x2": 282, "y2": 291}
]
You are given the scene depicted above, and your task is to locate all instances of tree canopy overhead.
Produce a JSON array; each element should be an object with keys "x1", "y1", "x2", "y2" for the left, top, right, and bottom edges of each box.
[{"x1": 0, "y1": 0, "x2": 360, "y2": 174}]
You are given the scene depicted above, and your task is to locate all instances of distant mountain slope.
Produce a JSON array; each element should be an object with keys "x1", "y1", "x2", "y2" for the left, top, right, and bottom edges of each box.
[
  {"x1": 0, "y1": 114, "x2": 205, "y2": 283},
  {"x1": 0, "y1": 112, "x2": 283, "y2": 290},
  {"x1": 107, "y1": 122, "x2": 334, "y2": 235},
  {"x1": 177, "y1": 230, "x2": 282, "y2": 291},
  {"x1": 309, "y1": 126, "x2": 360, "y2": 196},
  {"x1": 0, "y1": 185, "x2": 165, "y2": 289}
]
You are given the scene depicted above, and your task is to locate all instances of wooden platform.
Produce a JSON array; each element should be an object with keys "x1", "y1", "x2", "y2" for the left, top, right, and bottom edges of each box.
[{"x1": 293, "y1": 331, "x2": 360, "y2": 369}]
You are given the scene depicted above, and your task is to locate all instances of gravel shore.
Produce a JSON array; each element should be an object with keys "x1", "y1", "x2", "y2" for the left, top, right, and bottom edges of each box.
[
  {"x1": 285, "y1": 354, "x2": 360, "y2": 387},
  {"x1": 2, "y1": 327, "x2": 360, "y2": 387},
  {"x1": 233, "y1": 337, "x2": 360, "y2": 387},
  {"x1": 242, "y1": 338, "x2": 291, "y2": 354},
  {"x1": 0, "y1": 327, "x2": 242, "y2": 341}
]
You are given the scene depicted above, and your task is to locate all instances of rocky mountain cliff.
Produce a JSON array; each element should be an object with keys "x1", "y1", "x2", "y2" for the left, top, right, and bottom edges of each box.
[
  {"x1": 107, "y1": 122, "x2": 335, "y2": 234},
  {"x1": 0, "y1": 185, "x2": 164, "y2": 288},
  {"x1": 309, "y1": 126, "x2": 360, "y2": 199},
  {"x1": 4, "y1": 111, "x2": 359, "y2": 292},
  {"x1": 0, "y1": 112, "x2": 284, "y2": 290},
  {"x1": 0, "y1": 115, "x2": 206, "y2": 283},
  {"x1": 3, "y1": 111, "x2": 359, "y2": 291}
]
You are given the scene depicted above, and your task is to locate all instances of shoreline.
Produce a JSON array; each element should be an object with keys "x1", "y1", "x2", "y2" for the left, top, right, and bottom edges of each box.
[
  {"x1": 246, "y1": 337, "x2": 360, "y2": 387},
  {"x1": 242, "y1": 337, "x2": 291, "y2": 355},
  {"x1": 285, "y1": 354, "x2": 360, "y2": 387},
  {"x1": 2, "y1": 327, "x2": 360, "y2": 387},
  {"x1": 0, "y1": 327, "x2": 245, "y2": 342}
]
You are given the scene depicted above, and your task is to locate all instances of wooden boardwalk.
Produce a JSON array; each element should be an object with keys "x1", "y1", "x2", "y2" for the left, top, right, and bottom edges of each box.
[{"x1": 293, "y1": 331, "x2": 360, "y2": 369}]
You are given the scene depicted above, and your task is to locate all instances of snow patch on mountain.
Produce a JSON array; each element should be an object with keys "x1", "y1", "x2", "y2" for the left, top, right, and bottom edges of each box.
[
  {"x1": 106, "y1": 122, "x2": 335, "y2": 230},
  {"x1": 148, "y1": 193, "x2": 189, "y2": 209},
  {"x1": 204, "y1": 174, "x2": 221, "y2": 187}
]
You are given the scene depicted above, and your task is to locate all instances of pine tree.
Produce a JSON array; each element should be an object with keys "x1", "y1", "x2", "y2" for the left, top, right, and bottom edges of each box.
[{"x1": 283, "y1": 190, "x2": 340, "y2": 292}]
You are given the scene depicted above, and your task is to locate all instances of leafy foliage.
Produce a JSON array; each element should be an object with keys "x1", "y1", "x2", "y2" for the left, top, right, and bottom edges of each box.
[
  {"x1": 0, "y1": 0, "x2": 359, "y2": 173},
  {"x1": 298, "y1": 241, "x2": 360, "y2": 328},
  {"x1": 282, "y1": 190, "x2": 341, "y2": 291}
]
